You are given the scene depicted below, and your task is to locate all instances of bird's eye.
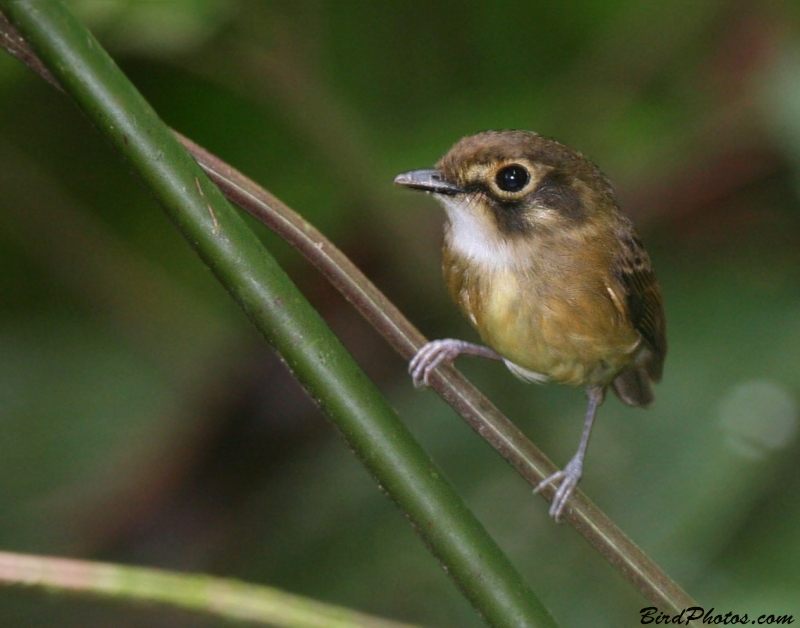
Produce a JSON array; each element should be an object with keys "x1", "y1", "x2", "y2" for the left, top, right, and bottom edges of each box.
[{"x1": 495, "y1": 164, "x2": 530, "y2": 193}]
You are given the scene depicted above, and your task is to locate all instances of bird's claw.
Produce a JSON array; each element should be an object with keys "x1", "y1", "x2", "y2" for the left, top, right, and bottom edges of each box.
[
  {"x1": 409, "y1": 339, "x2": 464, "y2": 388},
  {"x1": 533, "y1": 457, "x2": 583, "y2": 522}
]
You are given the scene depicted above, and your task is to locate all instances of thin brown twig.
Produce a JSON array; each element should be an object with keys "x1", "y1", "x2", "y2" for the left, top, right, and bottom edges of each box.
[
  {"x1": 0, "y1": 8, "x2": 58, "y2": 86},
  {"x1": 0, "y1": 11, "x2": 700, "y2": 619},
  {"x1": 178, "y1": 132, "x2": 699, "y2": 616}
]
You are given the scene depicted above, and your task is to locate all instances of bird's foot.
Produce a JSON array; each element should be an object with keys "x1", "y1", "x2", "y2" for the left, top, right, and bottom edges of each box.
[
  {"x1": 533, "y1": 455, "x2": 584, "y2": 522},
  {"x1": 409, "y1": 339, "x2": 468, "y2": 387},
  {"x1": 409, "y1": 339, "x2": 499, "y2": 387}
]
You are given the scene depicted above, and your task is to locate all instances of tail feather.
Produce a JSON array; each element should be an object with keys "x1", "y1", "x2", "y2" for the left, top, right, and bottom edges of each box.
[{"x1": 611, "y1": 366, "x2": 655, "y2": 407}]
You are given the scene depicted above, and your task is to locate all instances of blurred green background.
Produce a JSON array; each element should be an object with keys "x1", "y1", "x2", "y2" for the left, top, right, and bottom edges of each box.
[{"x1": 1, "y1": 0, "x2": 800, "y2": 626}]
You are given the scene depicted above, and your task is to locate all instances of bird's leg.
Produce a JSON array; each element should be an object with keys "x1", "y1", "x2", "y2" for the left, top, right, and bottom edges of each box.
[
  {"x1": 534, "y1": 385, "x2": 606, "y2": 521},
  {"x1": 409, "y1": 339, "x2": 502, "y2": 388}
]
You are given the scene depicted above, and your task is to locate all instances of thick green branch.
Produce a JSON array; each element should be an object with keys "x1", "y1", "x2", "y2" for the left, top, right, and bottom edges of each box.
[{"x1": 0, "y1": 1, "x2": 557, "y2": 626}]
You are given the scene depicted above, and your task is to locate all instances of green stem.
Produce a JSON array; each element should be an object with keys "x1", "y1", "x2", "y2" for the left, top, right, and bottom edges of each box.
[
  {"x1": 0, "y1": 1, "x2": 556, "y2": 626},
  {"x1": 0, "y1": 550, "x2": 420, "y2": 628}
]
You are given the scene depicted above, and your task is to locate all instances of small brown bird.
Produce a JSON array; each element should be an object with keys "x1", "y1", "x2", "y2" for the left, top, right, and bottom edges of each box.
[{"x1": 394, "y1": 130, "x2": 666, "y2": 521}]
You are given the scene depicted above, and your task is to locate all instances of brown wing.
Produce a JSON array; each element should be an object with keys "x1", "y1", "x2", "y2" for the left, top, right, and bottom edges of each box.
[{"x1": 612, "y1": 227, "x2": 667, "y2": 382}]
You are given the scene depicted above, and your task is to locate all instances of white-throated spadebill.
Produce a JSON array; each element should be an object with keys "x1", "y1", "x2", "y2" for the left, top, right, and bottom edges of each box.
[{"x1": 395, "y1": 130, "x2": 667, "y2": 521}]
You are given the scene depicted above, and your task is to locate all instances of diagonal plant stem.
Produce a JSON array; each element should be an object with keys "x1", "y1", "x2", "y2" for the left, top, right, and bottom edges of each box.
[
  {"x1": 0, "y1": 3, "x2": 701, "y2": 622},
  {"x1": 0, "y1": 2, "x2": 557, "y2": 627}
]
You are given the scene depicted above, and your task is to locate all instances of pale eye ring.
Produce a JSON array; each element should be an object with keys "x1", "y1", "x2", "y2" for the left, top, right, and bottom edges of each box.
[{"x1": 495, "y1": 164, "x2": 530, "y2": 193}]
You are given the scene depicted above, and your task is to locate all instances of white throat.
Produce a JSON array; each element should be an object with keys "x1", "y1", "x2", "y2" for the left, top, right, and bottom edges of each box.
[{"x1": 436, "y1": 195, "x2": 517, "y2": 269}]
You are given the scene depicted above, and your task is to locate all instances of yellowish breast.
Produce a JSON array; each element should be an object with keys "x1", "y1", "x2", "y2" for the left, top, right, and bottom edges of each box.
[{"x1": 444, "y1": 246, "x2": 641, "y2": 387}]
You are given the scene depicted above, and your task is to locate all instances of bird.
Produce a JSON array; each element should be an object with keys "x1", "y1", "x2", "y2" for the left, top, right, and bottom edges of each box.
[{"x1": 394, "y1": 130, "x2": 666, "y2": 521}]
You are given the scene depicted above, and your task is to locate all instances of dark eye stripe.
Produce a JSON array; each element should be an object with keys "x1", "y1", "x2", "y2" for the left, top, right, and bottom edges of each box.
[{"x1": 531, "y1": 170, "x2": 585, "y2": 221}]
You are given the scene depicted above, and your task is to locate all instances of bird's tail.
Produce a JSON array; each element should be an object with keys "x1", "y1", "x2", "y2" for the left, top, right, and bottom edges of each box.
[{"x1": 611, "y1": 365, "x2": 655, "y2": 407}]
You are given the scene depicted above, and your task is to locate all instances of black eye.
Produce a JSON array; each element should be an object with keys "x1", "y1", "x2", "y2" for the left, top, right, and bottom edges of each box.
[{"x1": 495, "y1": 164, "x2": 530, "y2": 193}]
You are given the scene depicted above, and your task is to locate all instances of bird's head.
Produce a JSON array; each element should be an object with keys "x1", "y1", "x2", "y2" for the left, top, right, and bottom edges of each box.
[{"x1": 395, "y1": 131, "x2": 619, "y2": 252}]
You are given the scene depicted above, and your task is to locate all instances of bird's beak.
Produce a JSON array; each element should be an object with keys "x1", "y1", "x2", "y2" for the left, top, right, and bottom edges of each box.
[{"x1": 394, "y1": 169, "x2": 463, "y2": 196}]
